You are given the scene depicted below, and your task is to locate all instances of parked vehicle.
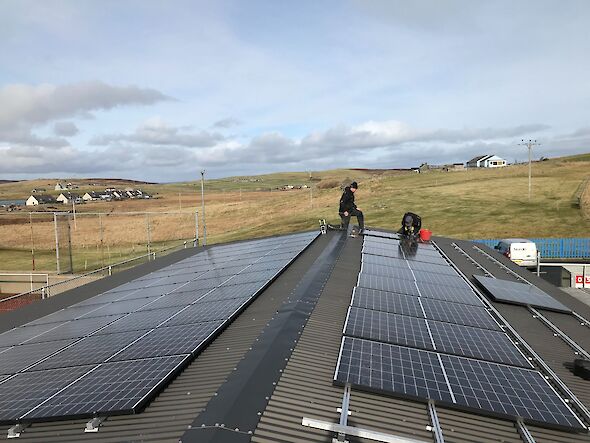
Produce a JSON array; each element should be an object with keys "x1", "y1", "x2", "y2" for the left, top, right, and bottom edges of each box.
[{"x1": 494, "y1": 239, "x2": 538, "y2": 267}]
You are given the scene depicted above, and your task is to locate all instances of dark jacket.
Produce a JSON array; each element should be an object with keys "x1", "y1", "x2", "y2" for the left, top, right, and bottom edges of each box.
[{"x1": 339, "y1": 187, "x2": 356, "y2": 213}]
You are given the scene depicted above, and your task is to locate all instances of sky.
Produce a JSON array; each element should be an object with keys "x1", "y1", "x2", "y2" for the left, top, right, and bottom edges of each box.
[{"x1": 1, "y1": 0, "x2": 589, "y2": 182}]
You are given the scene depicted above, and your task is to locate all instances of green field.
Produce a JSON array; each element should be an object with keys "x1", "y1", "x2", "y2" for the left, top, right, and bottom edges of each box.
[{"x1": 0, "y1": 153, "x2": 589, "y2": 273}]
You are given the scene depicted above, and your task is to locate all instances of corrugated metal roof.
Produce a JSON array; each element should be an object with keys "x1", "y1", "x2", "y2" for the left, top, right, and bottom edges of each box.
[{"x1": 1, "y1": 231, "x2": 590, "y2": 443}]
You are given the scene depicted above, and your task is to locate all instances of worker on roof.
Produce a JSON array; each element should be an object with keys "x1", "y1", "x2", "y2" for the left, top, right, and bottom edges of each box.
[
  {"x1": 398, "y1": 212, "x2": 421, "y2": 239},
  {"x1": 339, "y1": 181, "x2": 364, "y2": 234}
]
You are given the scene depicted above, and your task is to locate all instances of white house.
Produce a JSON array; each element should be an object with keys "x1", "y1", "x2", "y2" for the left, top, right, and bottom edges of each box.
[
  {"x1": 82, "y1": 191, "x2": 101, "y2": 201},
  {"x1": 54, "y1": 182, "x2": 65, "y2": 191},
  {"x1": 56, "y1": 193, "x2": 81, "y2": 204},
  {"x1": 467, "y1": 154, "x2": 507, "y2": 168},
  {"x1": 26, "y1": 195, "x2": 57, "y2": 206}
]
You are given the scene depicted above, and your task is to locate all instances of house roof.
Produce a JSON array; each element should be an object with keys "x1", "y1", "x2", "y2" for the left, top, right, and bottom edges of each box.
[
  {"x1": 467, "y1": 154, "x2": 493, "y2": 164},
  {"x1": 1, "y1": 231, "x2": 590, "y2": 442},
  {"x1": 28, "y1": 194, "x2": 56, "y2": 204}
]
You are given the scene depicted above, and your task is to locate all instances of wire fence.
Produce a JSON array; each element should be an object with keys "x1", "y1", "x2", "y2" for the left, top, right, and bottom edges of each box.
[
  {"x1": 0, "y1": 211, "x2": 198, "y2": 274},
  {"x1": 0, "y1": 240, "x2": 196, "y2": 313}
]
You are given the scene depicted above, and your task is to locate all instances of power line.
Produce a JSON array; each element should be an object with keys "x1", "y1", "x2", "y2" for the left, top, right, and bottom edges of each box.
[{"x1": 517, "y1": 139, "x2": 541, "y2": 200}]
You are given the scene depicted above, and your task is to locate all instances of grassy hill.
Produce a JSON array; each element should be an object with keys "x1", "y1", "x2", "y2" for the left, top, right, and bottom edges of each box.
[{"x1": 0, "y1": 153, "x2": 588, "y2": 273}]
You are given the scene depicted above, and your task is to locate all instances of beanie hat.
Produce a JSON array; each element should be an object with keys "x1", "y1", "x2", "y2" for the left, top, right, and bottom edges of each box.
[{"x1": 350, "y1": 181, "x2": 358, "y2": 189}]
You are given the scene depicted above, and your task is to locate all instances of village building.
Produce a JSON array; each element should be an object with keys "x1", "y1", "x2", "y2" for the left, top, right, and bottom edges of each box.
[
  {"x1": 26, "y1": 195, "x2": 57, "y2": 206},
  {"x1": 56, "y1": 192, "x2": 82, "y2": 204},
  {"x1": 467, "y1": 154, "x2": 507, "y2": 168}
]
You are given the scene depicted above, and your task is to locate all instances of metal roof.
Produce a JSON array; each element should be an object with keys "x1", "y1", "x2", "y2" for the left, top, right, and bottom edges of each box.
[{"x1": 1, "y1": 230, "x2": 590, "y2": 442}]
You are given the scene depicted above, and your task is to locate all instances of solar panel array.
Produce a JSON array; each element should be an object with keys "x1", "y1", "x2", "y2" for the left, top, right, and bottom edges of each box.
[
  {"x1": 473, "y1": 275, "x2": 571, "y2": 313},
  {"x1": 334, "y1": 230, "x2": 584, "y2": 431},
  {"x1": 0, "y1": 231, "x2": 318, "y2": 425}
]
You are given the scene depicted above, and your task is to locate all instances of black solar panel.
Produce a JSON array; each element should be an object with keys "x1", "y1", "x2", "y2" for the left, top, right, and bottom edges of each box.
[
  {"x1": 404, "y1": 253, "x2": 448, "y2": 266},
  {"x1": 85, "y1": 297, "x2": 163, "y2": 317},
  {"x1": 0, "y1": 366, "x2": 92, "y2": 424},
  {"x1": 440, "y1": 354, "x2": 585, "y2": 431},
  {"x1": 357, "y1": 274, "x2": 420, "y2": 296},
  {"x1": 362, "y1": 230, "x2": 400, "y2": 240},
  {"x1": 30, "y1": 330, "x2": 148, "y2": 370},
  {"x1": 0, "y1": 323, "x2": 65, "y2": 348},
  {"x1": 361, "y1": 247, "x2": 405, "y2": 260},
  {"x1": 199, "y1": 281, "x2": 266, "y2": 302},
  {"x1": 334, "y1": 337, "x2": 453, "y2": 403},
  {"x1": 351, "y1": 287, "x2": 424, "y2": 318},
  {"x1": 138, "y1": 289, "x2": 212, "y2": 310},
  {"x1": 161, "y1": 297, "x2": 250, "y2": 326},
  {"x1": 473, "y1": 275, "x2": 571, "y2": 313},
  {"x1": 94, "y1": 308, "x2": 182, "y2": 335},
  {"x1": 21, "y1": 356, "x2": 187, "y2": 421},
  {"x1": 361, "y1": 253, "x2": 408, "y2": 268},
  {"x1": 24, "y1": 304, "x2": 110, "y2": 326},
  {"x1": 344, "y1": 307, "x2": 434, "y2": 350},
  {"x1": 361, "y1": 263, "x2": 416, "y2": 281},
  {"x1": 408, "y1": 260, "x2": 459, "y2": 276},
  {"x1": 412, "y1": 272, "x2": 469, "y2": 289},
  {"x1": 0, "y1": 339, "x2": 77, "y2": 375},
  {"x1": 109, "y1": 321, "x2": 223, "y2": 361},
  {"x1": 420, "y1": 298, "x2": 500, "y2": 330},
  {"x1": 428, "y1": 321, "x2": 531, "y2": 367},
  {"x1": 416, "y1": 281, "x2": 483, "y2": 306},
  {"x1": 25, "y1": 315, "x2": 126, "y2": 343}
]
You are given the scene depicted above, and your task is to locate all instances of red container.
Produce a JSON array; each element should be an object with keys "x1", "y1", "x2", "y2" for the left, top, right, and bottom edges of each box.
[{"x1": 419, "y1": 229, "x2": 432, "y2": 242}]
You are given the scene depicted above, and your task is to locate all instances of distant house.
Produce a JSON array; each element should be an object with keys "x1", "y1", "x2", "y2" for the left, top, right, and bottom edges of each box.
[
  {"x1": 467, "y1": 155, "x2": 507, "y2": 168},
  {"x1": 82, "y1": 191, "x2": 101, "y2": 201},
  {"x1": 26, "y1": 195, "x2": 57, "y2": 206},
  {"x1": 31, "y1": 188, "x2": 46, "y2": 193},
  {"x1": 56, "y1": 192, "x2": 81, "y2": 204},
  {"x1": 54, "y1": 183, "x2": 65, "y2": 191}
]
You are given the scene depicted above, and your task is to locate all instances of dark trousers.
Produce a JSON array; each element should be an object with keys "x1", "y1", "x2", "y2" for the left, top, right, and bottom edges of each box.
[{"x1": 340, "y1": 208, "x2": 364, "y2": 230}]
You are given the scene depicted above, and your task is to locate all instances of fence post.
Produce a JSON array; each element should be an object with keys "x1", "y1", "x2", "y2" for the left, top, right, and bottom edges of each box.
[
  {"x1": 54, "y1": 213, "x2": 60, "y2": 274},
  {"x1": 41, "y1": 287, "x2": 45, "y2": 300},
  {"x1": 146, "y1": 213, "x2": 151, "y2": 258},
  {"x1": 108, "y1": 265, "x2": 112, "y2": 276},
  {"x1": 195, "y1": 210, "x2": 199, "y2": 247}
]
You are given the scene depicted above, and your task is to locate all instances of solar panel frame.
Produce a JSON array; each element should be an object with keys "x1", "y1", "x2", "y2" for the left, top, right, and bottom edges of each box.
[
  {"x1": 408, "y1": 260, "x2": 459, "y2": 276},
  {"x1": 351, "y1": 287, "x2": 424, "y2": 318},
  {"x1": 357, "y1": 274, "x2": 420, "y2": 296},
  {"x1": 362, "y1": 230, "x2": 400, "y2": 240},
  {"x1": 334, "y1": 337, "x2": 454, "y2": 403},
  {"x1": 0, "y1": 339, "x2": 78, "y2": 375},
  {"x1": 21, "y1": 356, "x2": 188, "y2": 422},
  {"x1": 93, "y1": 307, "x2": 182, "y2": 335},
  {"x1": 28, "y1": 330, "x2": 149, "y2": 371},
  {"x1": 473, "y1": 275, "x2": 571, "y2": 313},
  {"x1": 440, "y1": 354, "x2": 585, "y2": 431},
  {"x1": 108, "y1": 321, "x2": 224, "y2": 361},
  {"x1": 420, "y1": 298, "x2": 500, "y2": 330},
  {"x1": 361, "y1": 263, "x2": 416, "y2": 281},
  {"x1": 344, "y1": 307, "x2": 434, "y2": 351},
  {"x1": 361, "y1": 246, "x2": 406, "y2": 260},
  {"x1": 0, "y1": 365, "x2": 93, "y2": 424},
  {"x1": 160, "y1": 297, "x2": 251, "y2": 326},
  {"x1": 24, "y1": 315, "x2": 127, "y2": 344},
  {"x1": 427, "y1": 320, "x2": 532, "y2": 368},
  {"x1": 361, "y1": 253, "x2": 408, "y2": 268},
  {"x1": 416, "y1": 281, "x2": 483, "y2": 306}
]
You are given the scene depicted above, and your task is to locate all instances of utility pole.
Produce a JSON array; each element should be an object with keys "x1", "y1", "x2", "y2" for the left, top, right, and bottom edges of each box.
[
  {"x1": 200, "y1": 170, "x2": 207, "y2": 245},
  {"x1": 518, "y1": 139, "x2": 541, "y2": 200}
]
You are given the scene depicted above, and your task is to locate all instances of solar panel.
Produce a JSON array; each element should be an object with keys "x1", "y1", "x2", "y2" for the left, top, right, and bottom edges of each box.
[
  {"x1": 420, "y1": 298, "x2": 500, "y2": 330},
  {"x1": 344, "y1": 307, "x2": 434, "y2": 350},
  {"x1": 473, "y1": 275, "x2": 571, "y2": 313},
  {"x1": 24, "y1": 304, "x2": 111, "y2": 326},
  {"x1": 0, "y1": 339, "x2": 77, "y2": 375},
  {"x1": 361, "y1": 246, "x2": 405, "y2": 260},
  {"x1": 161, "y1": 297, "x2": 250, "y2": 326},
  {"x1": 83, "y1": 297, "x2": 163, "y2": 317},
  {"x1": 363, "y1": 237, "x2": 400, "y2": 247},
  {"x1": 412, "y1": 272, "x2": 469, "y2": 289},
  {"x1": 351, "y1": 287, "x2": 424, "y2": 318},
  {"x1": 408, "y1": 260, "x2": 459, "y2": 276},
  {"x1": 403, "y1": 253, "x2": 448, "y2": 266},
  {"x1": 30, "y1": 330, "x2": 148, "y2": 370},
  {"x1": 361, "y1": 263, "x2": 416, "y2": 281},
  {"x1": 25, "y1": 315, "x2": 126, "y2": 343},
  {"x1": 357, "y1": 274, "x2": 420, "y2": 296},
  {"x1": 109, "y1": 321, "x2": 223, "y2": 361},
  {"x1": 416, "y1": 281, "x2": 483, "y2": 306},
  {"x1": 333, "y1": 339, "x2": 584, "y2": 432},
  {"x1": 0, "y1": 323, "x2": 65, "y2": 348},
  {"x1": 0, "y1": 366, "x2": 93, "y2": 424},
  {"x1": 199, "y1": 281, "x2": 267, "y2": 302},
  {"x1": 361, "y1": 253, "x2": 408, "y2": 268},
  {"x1": 94, "y1": 308, "x2": 182, "y2": 335},
  {"x1": 21, "y1": 356, "x2": 187, "y2": 421},
  {"x1": 362, "y1": 230, "x2": 400, "y2": 239},
  {"x1": 427, "y1": 321, "x2": 531, "y2": 368},
  {"x1": 334, "y1": 337, "x2": 453, "y2": 403},
  {"x1": 138, "y1": 289, "x2": 212, "y2": 310},
  {"x1": 440, "y1": 354, "x2": 585, "y2": 431}
]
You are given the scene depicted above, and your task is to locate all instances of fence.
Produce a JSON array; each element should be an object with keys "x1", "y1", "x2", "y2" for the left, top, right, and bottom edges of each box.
[
  {"x1": 0, "y1": 240, "x2": 196, "y2": 313},
  {"x1": 0, "y1": 210, "x2": 198, "y2": 274},
  {"x1": 473, "y1": 238, "x2": 590, "y2": 259}
]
